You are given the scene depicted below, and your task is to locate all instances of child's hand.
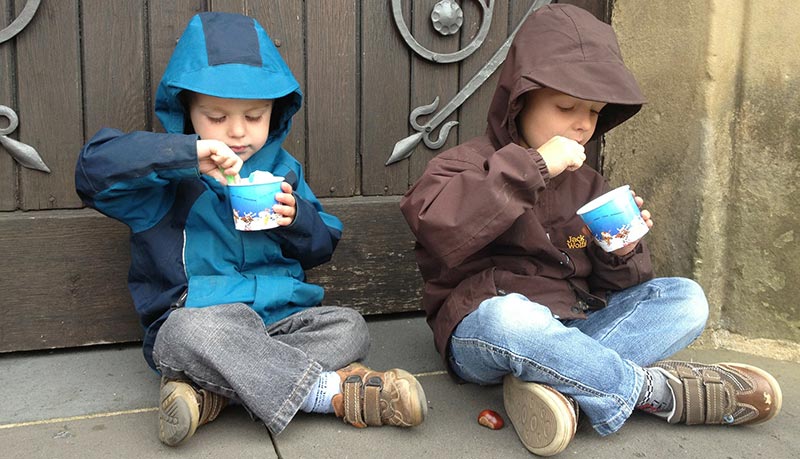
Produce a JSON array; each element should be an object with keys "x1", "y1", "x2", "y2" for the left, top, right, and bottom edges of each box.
[
  {"x1": 197, "y1": 139, "x2": 242, "y2": 184},
  {"x1": 611, "y1": 189, "x2": 654, "y2": 256},
  {"x1": 273, "y1": 182, "x2": 297, "y2": 226},
  {"x1": 536, "y1": 136, "x2": 586, "y2": 177}
]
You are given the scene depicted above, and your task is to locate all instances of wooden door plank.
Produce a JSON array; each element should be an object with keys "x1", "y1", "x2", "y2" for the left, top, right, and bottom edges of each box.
[
  {"x1": 244, "y1": 1, "x2": 307, "y2": 168},
  {"x1": 15, "y1": 0, "x2": 82, "y2": 209},
  {"x1": 409, "y1": 0, "x2": 460, "y2": 182},
  {"x1": 0, "y1": 197, "x2": 421, "y2": 352},
  {"x1": 82, "y1": 0, "x2": 147, "y2": 138},
  {"x1": 306, "y1": 197, "x2": 422, "y2": 313},
  {"x1": 147, "y1": 0, "x2": 206, "y2": 132},
  {"x1": 0, "y1": 210, "x2": 139, "y2": 351},
  {"x1": 360, "y1": 0, "x2": 411, "y2": 196},
  {"x1": 0, "y1": 0, "x2": 16, "y2": 210},
  {"x1": 306, "y1": 1, "x2": 358, "y2": 197},
  {"x1": 457, "y1": 1, "x2": 509, "y2": 142}
]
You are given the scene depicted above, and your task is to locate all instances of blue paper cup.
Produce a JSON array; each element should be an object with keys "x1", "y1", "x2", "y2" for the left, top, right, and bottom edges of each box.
[
  {"x1": 227, "y1": 176, "x2": 284, "y2": 231},
  {"x1": 576, "y1": 185, "x2": 649, "y2": 252}
]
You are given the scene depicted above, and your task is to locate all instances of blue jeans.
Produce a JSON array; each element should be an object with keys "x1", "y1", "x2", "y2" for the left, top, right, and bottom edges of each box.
[
  {"x1": 448, "y1": 277, "x2": 708, "y2": 436},
  {"x1": 152, "y1": 303, "x2": 369, "y2": 434}
]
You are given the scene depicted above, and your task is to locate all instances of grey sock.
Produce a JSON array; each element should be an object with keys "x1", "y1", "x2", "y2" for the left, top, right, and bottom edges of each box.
[{"x1": 636, "y1": 367, "x2": 674, "y2": 413}]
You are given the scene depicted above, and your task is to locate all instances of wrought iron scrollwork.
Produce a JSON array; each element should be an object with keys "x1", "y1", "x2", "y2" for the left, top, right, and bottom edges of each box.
[
  {"x1": 392, "y1": 0, "x2": 493, "y2": 64},
  {"x1": 0, "y1": 106, "x2": 50, "y2": 173},
  {"x1": 0, "y1": 0, "x2": 49, "y2": 173},
  {"x1": 386, "y1": 0, "x2": 552, "y2": 166}
]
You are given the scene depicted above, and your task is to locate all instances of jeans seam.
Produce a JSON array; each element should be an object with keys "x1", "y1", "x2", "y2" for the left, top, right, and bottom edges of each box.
[
  {"x1": 451, "y1": 336, "x2": 633, "y2": 409},
  {"x1": 267, "y1": 360, "x2": 322, "y2": 433},
  {"x1": 598, "y1": 284, "x2": 664, "y2": 343},
  {"x1": 156, "y1": 360, "x2": 237, "y2": 396}
]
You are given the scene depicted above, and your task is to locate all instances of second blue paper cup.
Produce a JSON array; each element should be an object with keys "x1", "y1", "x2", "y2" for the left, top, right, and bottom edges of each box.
[{"x1": 576, "y1": 185, "x2": 649, "y2": 252}]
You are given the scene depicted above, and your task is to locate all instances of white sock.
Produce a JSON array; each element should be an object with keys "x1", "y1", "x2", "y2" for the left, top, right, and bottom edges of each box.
[{"x1": 299, "y1": 371, "x2": 341, "y2": 414}]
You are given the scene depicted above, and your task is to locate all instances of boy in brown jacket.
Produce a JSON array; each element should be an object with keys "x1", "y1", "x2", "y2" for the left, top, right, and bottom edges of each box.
[{"x1": 400, "y1": 4, "x2": 781, "y2": 456}]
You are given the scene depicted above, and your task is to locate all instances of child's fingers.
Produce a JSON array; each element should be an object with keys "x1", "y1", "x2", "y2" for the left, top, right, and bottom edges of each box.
[
  {"x1": 275, "y1": 192, "x2": 296, "y2": 207},
  {"x1": 206, "y1": 168, "x2": 227, "y2": 185},
  {"x1": 280, "y1": 182, "x2": 294, "y2": 193}
]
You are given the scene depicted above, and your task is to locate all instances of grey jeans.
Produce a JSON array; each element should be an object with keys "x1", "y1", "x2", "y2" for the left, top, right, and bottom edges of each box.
[{"x1": 152, "y1": 303, "x2": 370, "y2": 434}]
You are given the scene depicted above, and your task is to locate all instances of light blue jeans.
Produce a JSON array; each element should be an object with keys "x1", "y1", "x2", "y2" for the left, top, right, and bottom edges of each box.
[{"x1": 448, "y1": 277, "x2": 708, "y2": 436}]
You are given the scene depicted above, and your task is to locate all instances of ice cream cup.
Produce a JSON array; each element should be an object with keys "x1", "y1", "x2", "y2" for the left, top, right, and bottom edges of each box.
[
  {"x1": 227, "y1": 175, "x2": 284, "y2": 231},
  {"x1": 576, "y1": 185, "x2": 649, "y2": 252}
]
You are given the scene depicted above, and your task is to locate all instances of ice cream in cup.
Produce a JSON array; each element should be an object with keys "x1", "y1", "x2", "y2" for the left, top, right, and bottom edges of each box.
[
  {"x1": 576, "y1": 185, "x2": 649, "y2": 252},
  {"x1": 227, "y1": 171, "x2": 284, "y2": 231}
]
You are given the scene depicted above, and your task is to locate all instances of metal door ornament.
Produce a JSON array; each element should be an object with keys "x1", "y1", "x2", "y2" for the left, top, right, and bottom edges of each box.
[
  {"x1": 386, "y1": 0, "x2": 552, "y2": 166},
  {"x1": 0, "y1": 0, "x2": 49, "y2": 173}
]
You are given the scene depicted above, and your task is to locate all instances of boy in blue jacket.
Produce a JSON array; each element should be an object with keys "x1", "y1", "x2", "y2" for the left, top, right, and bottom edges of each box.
[{"x1": 76, "y1": 12, "x2": 426, "y2": 446}]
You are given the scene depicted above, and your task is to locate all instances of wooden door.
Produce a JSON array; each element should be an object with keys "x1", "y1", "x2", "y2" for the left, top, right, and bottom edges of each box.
[{"x1": 0, "y1": 0, "x2": 610, "y2": 352}]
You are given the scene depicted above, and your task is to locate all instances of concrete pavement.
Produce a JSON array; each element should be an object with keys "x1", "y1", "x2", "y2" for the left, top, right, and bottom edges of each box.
[{"x1": 1, "y1": 313, "x2": 797, "y2": 458}]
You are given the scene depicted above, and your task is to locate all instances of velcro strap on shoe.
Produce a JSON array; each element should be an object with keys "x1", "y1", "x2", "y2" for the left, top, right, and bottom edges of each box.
[
  {"x1": 363, "y1": 376, "x2": 383, "y2": 427},
  {"x1": 342, "y1": 375, "x2": 367, "y2": 428},
  {"x1": 677, "y1": 367, "x2": 706, "y2": 425},
  {"x1": 701, "y1": 369, "x2": 725, "y2": 423}
]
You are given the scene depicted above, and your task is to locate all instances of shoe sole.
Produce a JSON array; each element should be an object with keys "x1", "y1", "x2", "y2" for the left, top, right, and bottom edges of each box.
[
  {"x1": 159, "y1": 381, "x2": 200, "y2": 446},
  {"x1": 393, "y1": 368, "x2": 429, "y2": 426},
  {"x1": 720, "y1": 362, "x2": 783, "y2": 424},
  {"x1": 503, "y1": 375, "x2": 575, "y2": 457}
]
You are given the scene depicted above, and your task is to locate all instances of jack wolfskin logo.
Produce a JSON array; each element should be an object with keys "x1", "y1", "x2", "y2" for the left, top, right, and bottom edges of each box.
[{"x1": 566, "y1": 235, "x2": 587, "y2": 249}]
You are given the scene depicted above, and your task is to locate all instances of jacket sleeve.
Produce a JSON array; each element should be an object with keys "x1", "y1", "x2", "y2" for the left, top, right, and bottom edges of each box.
[
  {"x1": 75, "y1": 128, "x2": 200, "y2": 233},
  {"x1": 400, "y1": 142, "x2": 550, "y2": 268},
  {"x1": 272, "y1": 167, "x2": 342, "y2": 270},
  {"x1": 586, "y1": 231, "x2": 655, "y2": 292}
]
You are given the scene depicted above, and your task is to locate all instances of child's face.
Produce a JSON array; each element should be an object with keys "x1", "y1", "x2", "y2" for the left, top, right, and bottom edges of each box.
[
  {"x1": 189, "y1": 93, "x2": 273, "y2": 162},
  {"x1": 517, "y1": 88, "x2": 607, "y2": 149}
]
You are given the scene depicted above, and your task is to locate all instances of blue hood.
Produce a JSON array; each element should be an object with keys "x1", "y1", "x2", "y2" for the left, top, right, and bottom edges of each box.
[{"x1": 155, "y1": 12, "x2": 302, "y2": 165}]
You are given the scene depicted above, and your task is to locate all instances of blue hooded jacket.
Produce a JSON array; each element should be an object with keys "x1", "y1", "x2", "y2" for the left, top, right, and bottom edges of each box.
[{"x1": 75, "y1": 12, "x2": 343, "y2": 370}]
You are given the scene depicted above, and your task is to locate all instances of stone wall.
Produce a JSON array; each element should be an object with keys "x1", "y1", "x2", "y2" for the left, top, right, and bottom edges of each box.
[{"x1": 606, "y1": 0, "x2": 800, "y2": 358}]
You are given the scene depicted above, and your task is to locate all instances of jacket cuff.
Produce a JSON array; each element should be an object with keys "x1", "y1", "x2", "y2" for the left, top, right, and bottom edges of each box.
[{"x1": 529, "y1": 150, "x2": 551, "y2": 184}]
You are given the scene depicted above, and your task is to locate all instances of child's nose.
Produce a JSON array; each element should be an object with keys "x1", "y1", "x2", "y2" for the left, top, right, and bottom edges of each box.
[
  {"x1": 228, "y1": 118, "x2": 246, "y2": 138},
  {"x1": 574, "y1": 112, "x2": 594, "y2": 132}
]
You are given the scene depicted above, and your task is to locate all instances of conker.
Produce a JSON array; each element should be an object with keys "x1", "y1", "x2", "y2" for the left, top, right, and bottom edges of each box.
[{"x1": 477, "y1": 409, "x2": 504, "y2": 430}]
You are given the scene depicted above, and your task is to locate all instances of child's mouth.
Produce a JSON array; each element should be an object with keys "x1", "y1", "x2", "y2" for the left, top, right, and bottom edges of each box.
[{"x1": 230, "y1": 146, "x2": 248, "y2": 154}]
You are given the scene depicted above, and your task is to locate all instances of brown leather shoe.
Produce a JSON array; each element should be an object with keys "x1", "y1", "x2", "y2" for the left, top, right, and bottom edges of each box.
[
  {"x1": 159, "y1": 379, "x2": 228, "y2": 446},
  {"x1": 651, "y1": 361, "x2": 782, "y2": 425},
  {"x1": 332, "y1": 363, "x2": 427, "y2": 428},
  {"x1": 503, "y1": 375, "x2": 579, "y2": 457}
]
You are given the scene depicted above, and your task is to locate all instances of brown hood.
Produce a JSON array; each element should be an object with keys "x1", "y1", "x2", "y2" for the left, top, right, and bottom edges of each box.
[{"x1": 487, "y1": 4, "x2": 646, "y2": 148}]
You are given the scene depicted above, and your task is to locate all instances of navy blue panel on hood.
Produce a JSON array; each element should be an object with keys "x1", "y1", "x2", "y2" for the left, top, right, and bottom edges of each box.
[
  {"x1": 201, "y1": 13, "x2": 261, "y2": 67},
  {"x1": 155, "y1": 12, "x2": 302, "y2": 144}
]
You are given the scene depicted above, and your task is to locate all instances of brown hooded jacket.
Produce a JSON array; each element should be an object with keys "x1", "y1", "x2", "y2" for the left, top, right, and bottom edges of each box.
[{"x1": 400, "y1": 4, "x2": 654, "y2": 359}]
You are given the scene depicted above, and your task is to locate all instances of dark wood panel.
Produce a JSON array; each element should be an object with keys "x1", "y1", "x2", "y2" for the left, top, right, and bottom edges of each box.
[
  {"x1": 306, "y1": 197, "x2": 422, "y2": 314},
  {"x1": 306, "y1": 1, "x2": 358, "y2": 197},
  {"x1": 457, "y1": 1, "x2": 509, "y2": 142},
  {"x1": 147, "y1": 0, "x2": 206, "y2": 132},
  {"x1": 0, "y1": 210, "x2": 140, "y2": 352},
  {"x1": 15, "y1": 0, "x2": 83, "y2": 210},
  {"x1": 0, "y1": 198, "x2": 421, "y2": 352},
  {"x1": 82, "y1": 0, "x2": 147, "y2": 138},
  {"x1": 245, "y1": 1, "x2": 307, "y2": 168},
  {"x1": 409, "y1": 0, "x2": 460, "y2": 182},
  {"x1": 360, "y1": 0, "x2": 411, "y2": 196},
  {"x1": 0, "y1": 0, "x2": 16, "y2": 210}
]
